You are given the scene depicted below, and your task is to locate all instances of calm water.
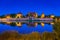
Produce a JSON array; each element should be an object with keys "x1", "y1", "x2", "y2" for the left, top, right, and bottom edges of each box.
[{"x1": 0, "y1": 24, "x2": 53, "y2": 34}]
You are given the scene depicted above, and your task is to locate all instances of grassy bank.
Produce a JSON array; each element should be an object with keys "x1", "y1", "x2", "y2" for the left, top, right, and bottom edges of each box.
[{"x1": 0, "y1": 22, "x2": 60, "y2": 40}]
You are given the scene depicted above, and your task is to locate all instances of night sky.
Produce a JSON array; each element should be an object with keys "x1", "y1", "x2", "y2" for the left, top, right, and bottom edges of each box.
[{"x1": 0, "y1": 0, "x2": 60, "y2": 16}]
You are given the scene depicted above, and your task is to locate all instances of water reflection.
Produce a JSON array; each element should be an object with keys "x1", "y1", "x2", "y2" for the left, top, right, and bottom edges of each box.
[{"x1": 0, "y1": 22, "x2": 53, "y2": 34}]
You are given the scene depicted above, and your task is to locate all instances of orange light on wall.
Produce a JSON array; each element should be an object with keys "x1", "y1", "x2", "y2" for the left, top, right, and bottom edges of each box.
[{"x1": 16, "y1": 22, "x2": 22, "y2": 26}]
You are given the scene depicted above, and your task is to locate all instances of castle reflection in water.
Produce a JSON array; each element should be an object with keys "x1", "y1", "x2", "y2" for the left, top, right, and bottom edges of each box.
[{"x1": 0, "y1": 12, "x2": 60, "y2": 27}]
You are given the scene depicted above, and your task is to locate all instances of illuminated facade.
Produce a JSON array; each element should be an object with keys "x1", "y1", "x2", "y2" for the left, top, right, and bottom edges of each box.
[
  {"x1": 0, "y1": 12, "x2": 58, "y2": 27},
  {"x1": 41, "y1": 13, "x2": 45, "y2": 18},
  {"x1": 6, "y1": 15, "x2": 11, "y2": 18},
  {"x1": 16, "y1": 13, "x2": 22, "y2": 18}
]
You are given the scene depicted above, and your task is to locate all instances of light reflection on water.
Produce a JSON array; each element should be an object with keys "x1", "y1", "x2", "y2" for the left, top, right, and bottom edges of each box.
[{"x1": 0, "y1": 24, "x2": 53, "y2": 34}]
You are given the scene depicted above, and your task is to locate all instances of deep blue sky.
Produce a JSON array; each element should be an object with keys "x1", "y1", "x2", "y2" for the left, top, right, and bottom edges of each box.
[
  {"x1": 0, "y1": 0, "x2": 60, "y2": 16},
  {"x1": 0, "y1": 0, "x2": 56, "y2": 34}
]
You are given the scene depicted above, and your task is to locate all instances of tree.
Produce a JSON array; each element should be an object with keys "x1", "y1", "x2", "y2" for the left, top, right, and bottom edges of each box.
[{"x1": 10, "y1": 14, "x2": 16, "y2": 18}]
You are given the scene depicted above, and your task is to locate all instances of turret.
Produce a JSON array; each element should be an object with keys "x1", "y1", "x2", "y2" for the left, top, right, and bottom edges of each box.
[
  {"x1": 16, "y1": 12, "x2": 23, "y2": 18},
  {"x1": 41, "y1": 13, "x2": 45, "y2": 18}
]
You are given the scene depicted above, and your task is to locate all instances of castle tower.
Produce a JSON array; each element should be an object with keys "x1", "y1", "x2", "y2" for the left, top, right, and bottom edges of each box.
[
  {"x1": 41, "y1": 13, "x2": 45, "y2": 18},
  {"x1": 16, "y1": 13, "x2": 22, "y2": 18},
  {"x1": 41, "y1": 12, "x2": 45, "y2": 27}
]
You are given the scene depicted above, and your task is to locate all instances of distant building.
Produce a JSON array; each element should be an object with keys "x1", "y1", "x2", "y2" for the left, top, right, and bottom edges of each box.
[
  {"x1": 55, "y1": 16, "x2": 60, "y2": 22},
  {"x1": 0, "y1": 12, "x2": 59, "y2": 27},
  {"x1": 50, "y1": 15, "x2": 54, "y2": 18},
  {"x1": 41, "y1": 13, "x2": 45, "y2": 18},
  {"x1": 16, "y1": 12, "x2": 23, "y2": 18},
  {"x1": 6, "y1": 14, "x2": 11, "y2": 18},
  {"x1": 41, "y1": 13, "x2": 45, "y2": 26},
  {"x1": 27, "y1": 12, "x2": 38, "y2": 18}
]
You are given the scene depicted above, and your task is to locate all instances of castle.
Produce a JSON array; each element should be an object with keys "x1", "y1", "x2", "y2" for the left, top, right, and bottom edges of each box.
[{"x1": 0, "y1": 12, "x2": 60, "y2": 27}]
